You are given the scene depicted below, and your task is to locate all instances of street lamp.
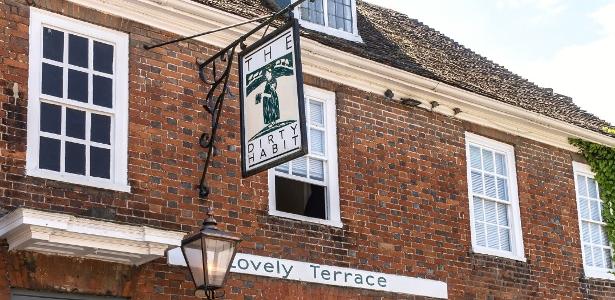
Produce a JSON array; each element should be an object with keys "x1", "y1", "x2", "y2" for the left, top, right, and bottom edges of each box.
[{"x1": 181, "y1": 208, "x2": 241, "y2": 299}]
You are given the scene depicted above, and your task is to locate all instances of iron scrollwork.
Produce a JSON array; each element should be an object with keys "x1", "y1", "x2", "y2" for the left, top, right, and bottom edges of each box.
[{"x1": 144, "y1": 0, "x2": 310, "y2": 198}]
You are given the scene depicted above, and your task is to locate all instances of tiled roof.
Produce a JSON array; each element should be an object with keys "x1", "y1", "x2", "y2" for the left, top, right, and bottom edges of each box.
[{"x1": 194, "y1": 0, "x2": 613, "y2": 137}]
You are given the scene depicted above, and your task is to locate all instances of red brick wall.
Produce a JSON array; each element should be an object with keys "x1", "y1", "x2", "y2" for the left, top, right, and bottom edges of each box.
[{"x1": 1, "y1": 0, "x2": 615, "y2": 299}]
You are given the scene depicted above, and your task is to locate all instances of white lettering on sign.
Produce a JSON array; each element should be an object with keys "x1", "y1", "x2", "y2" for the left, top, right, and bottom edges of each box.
[{"x1": 167, "y1": 249, "x2": 448, "y2": 299}]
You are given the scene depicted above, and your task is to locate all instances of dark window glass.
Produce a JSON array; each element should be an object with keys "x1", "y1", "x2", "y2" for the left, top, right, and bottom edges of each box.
[
  {"x1": 41, "y1": 63, "x2": 63, "y2": 97},
  {"x1": 65, "y1": 142, "x2": 86, "y2": 175},
  {"x1": 43, "y1": 27, "x2": 64, "y2": 62},
  {"x1": 67, "y1": 69, "x2": 88, "y2": 103},
  {"x1": 93, "y1": 75, "x2": 112, "y2": 108},
  {"x1": 90, "y1": 146, "x2": 110, "y2": 179},
  {"x1": 66, "y1": 108, "x2": 86, "y2": 139},
  {"x1": 93, "y1": 41, "x2": 113, "y2": 74},
  {"x1": 68, "y1": 34, "x2": 88, "y2": 68},
  {"x1": 39, "y1": 137, "x2": 61, "y2": 171},
  {"x1": 40, "y1": 102, "x2": 61, "y2": 134},
  {"x1": 91, "y1": 113, "x2": 111, "y2": 144},
  {"x1": 275, "y1": 176, "x2": 326, "y2": 219}
]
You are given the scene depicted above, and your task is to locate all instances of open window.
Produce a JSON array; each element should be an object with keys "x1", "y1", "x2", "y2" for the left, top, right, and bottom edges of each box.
[{"x1": 268, "y1": 86, "x2": 341, "y2": 227}]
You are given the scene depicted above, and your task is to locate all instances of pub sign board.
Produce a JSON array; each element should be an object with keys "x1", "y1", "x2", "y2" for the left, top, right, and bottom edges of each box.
[{"x1": 239, "y1": 20, "x2": 307, "y2": 177}]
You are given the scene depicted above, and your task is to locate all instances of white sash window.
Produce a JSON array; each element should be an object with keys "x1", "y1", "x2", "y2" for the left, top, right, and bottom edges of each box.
[
  {"x1": 26, "y1": 8, "x2": 129, "y2": 192},
  {"x1": 574, "y1": 162, "x2": 614, "y2": 280},
  {"x1": 465, "y1": 133, "x2": 525, "y2": 261}
]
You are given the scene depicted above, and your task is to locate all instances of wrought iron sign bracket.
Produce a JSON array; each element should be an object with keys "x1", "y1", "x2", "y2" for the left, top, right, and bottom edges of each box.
[{"x1": 144, "y1": 0, "x2": 310, "y2": 198}]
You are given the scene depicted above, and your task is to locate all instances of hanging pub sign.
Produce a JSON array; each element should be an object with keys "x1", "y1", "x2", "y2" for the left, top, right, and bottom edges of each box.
[{"x1": 239, "y1": 19, "x2": 307, "y2": 177}]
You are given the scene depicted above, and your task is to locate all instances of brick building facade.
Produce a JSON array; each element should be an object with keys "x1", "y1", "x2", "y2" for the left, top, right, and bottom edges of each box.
[{"x1": 1, "y1": 0, "x2": 615, "y2": 299}]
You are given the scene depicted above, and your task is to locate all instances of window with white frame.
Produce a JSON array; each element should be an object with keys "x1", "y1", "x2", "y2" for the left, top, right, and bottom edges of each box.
[
  {"x1": 268, "y1": 86, "x2": 341, "y2": 227},
  {"x1": 465, "y1": 132, "x2": 525, "y2": 261},
  {"x1": 292, "y1": 0, "x2": 362, "y2": 42},
  {"x1": 573, "y1": 162, "x2": 614, "y2": 280},
  {"x1": 26, "y1": 8, "x2": 129, "y2": 192}
]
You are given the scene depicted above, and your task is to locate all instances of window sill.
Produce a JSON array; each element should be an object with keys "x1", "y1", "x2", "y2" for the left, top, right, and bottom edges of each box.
[
  {"x1": 471, "y1": 247, "x2": 527, "y2": 262},
  {"x1": 268, "y1": 209, "x2": 343, "y2": 228},
  {"x1": 26, "y1": 168, "x2": 131, "y2": 193},
  {"x1": 585, "y1": 269, "x2": 615, "y2": 281}
]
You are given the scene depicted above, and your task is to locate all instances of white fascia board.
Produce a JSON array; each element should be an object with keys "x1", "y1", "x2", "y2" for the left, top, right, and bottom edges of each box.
[
  {"x1": 67, "y1": 0, "x2": 615, "y2": 151},
  {"x1": 0, "y1": 208, "x2": 186, "y2": 265}
]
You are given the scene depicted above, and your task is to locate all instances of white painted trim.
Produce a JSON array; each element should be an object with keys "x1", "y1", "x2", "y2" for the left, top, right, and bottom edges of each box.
[
  {"x1": 26, "y1": 7, "x2": 130, "y2": 192},
  {"x1": 292, "y1": 0, "x2": 362, "y2": 43},
  {"x1": 268, "y1": 85, "x2": 341, "y2": 228},
  {"x1": 63, "y1": 0, "x2": 615, "y2": 152},
  {"x1": 0, "y1": 208, "x2": 185, "y2": 265},
  {"x1": 572, "y1": 162, "x2": 615, "y2": 281},
  {"x1": 465, "y1": 132, "x2": 526, "y2": 261}
]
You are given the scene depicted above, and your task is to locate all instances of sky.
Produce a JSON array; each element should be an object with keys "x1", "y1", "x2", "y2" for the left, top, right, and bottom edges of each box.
[{"x1": 364, "y1": 0, "x2": 615, "y2": 125}]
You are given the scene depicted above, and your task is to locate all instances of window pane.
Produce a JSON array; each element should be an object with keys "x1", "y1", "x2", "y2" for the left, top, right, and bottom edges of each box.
[
  {"x1": 90, "y1": 146, "x2": 110, "y2": 179},
  {"x1": 590, "y1": 200, "x2": 601, "y2": 222},
  {"x1": 275, "y1": 162, "x2": 289, "y2": 173},
  {"x1": 94, "y1": 41, "x2": 114, "y2": 74},
  {"x1": 473, "y1": 197, "x2": 483, "y2": 221},
  {"x1": 68, "y1": 69, "x2": 88, "y2": 103},
  {"x1": 601, "y1": 226, "x2": 610, "y2": 246},
  {"x1": 475, "y1": 222, "x2": 486, "y2": 247},
  {"x1": 577, "y1": 175, "x2": 588, "y2": 197},
  {"x1": 41, "y1": 63, "x2": 63, "y2": 98},
  {"x1": 40, "y1": 102, "x2": 61, "y2": 134},
  {"x1": 65, "y1": 141, "x2": 85, "y2": 175},
  {"x1": 497, "y1": 178, "x2": 508, "y2": 201},
  {"x1": 593, "y1": 246, "x2": 604, "y2": 268},
  {"x1": 275, "y1": 176, "x2": 326, "y2": 219},
  {"x1": 43, "y1": 27, "x2": 64, "y2": 62},
  {"x1": 499, "y1": 227, "x2": 511, "y2": 251},
  {"x1": 39, "y1": 137, "x2": 61, "y2": 171},
  {"x1": 495, "y1": 153, "x2": 507, "y2": 175},
  {"x1": 309, "y1": 101, "x2": 324, "y2": 126},
  {"x1": 469, "y1": 145, "x2": 481, "y2": 169},
  {"x1": 482, "y1": 149, "x2": 494, "y2": 172},
  {"x1": 292, "y1": 156, "x2": 307, "y2": 177},
  {"x1": 588, "y1": 178, "x2": 599, "y2": 199},
  {"x1": 591, "y1": 223, "x2": 602, "y2": 244},
  {"x1": 66, "y1": 108, "x2": 86, "y2": 139},
  {"x1": 605, "y1": 249, "x2": 613, "y2": 268},
  {"x1": 486, "y1": 224, "x2": 499, "y2": 248},
  {"x1": 93, "y1": 75, "x2": 113, "y2": 108},
  {"x1": 484, "y1": 200, "x2": 497, "y2": 224},
  {"x1": 584, "y1": 245, "x2": 593, "y2": 266},
  {"x1": 582, "y1": 221, "x2": 590, "y2": 242},
  {"x1": 300, "y1": 0, "x2": 324, "y2": 25},
  {"x1": 68, "y1": 34, "x2": 88, "y2": 68},
  {"x1": 91, "y1": 113, "x2": 111, "y2": 144},
  {"x1": 471, "y1": 171, "x2": 483, "y2": 194},
  {"x1": 484, "y1": 174, "x2": 497, "y2": 198},
  {"x1": 310, "y1": 129, "x2": 325, "y2": 155},
  {"x1": 309, "y1": 159, "x2": 324, "y2": 181},
  {"x1": 497, "y1": 203, "x2": 508, "y2": 226},
  {"x1": 580, "y1": 197, "x2": 589, "y2": 219}
]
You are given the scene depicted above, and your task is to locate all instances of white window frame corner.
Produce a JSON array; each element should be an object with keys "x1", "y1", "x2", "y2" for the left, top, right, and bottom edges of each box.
[
  {"x1": 464, "y1": 132, "x2": 526, "y2": 262},
  {"x1": 292, "y1": 0, "x2": 363, "y2": 43},
  {"x1": 573, "y1": 161, "x2": 615, "y2": 281},
  {"x1": 26, "y1": 7, "x2": 130, "y2": 193},
  {"x1": 268, "y1": 85, "x2": 341, "y2": 228}
]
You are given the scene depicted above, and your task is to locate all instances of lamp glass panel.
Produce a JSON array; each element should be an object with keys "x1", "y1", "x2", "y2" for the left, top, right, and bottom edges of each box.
[
  {"x1": 204, "y1": 237, "x2": 236, "y2": 288},
  {"x1": 182, "y1": 238, "x2": 205, "y2": 287}
]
